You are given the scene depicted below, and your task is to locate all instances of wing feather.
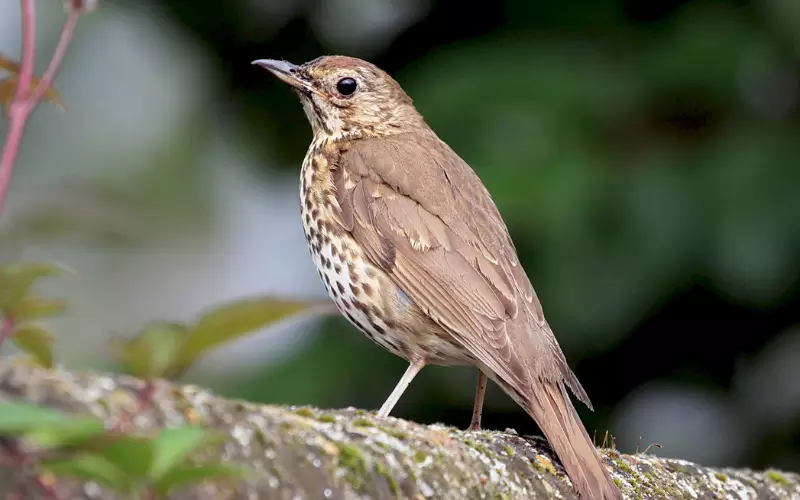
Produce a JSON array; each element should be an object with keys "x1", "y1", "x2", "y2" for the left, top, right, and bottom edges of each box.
[{"x1": 334, "y1": 132, "x2": 590, "y2": 406}]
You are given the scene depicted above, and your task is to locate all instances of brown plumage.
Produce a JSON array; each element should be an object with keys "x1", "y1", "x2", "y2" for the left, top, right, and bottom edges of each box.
[{"x1": 253, "y1": 55, "x2": 622, "y2": 500}]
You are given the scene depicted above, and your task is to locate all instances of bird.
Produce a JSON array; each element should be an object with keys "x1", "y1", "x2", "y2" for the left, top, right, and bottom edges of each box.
[{"x1": 252, "y1": 55, "x2": 622, "y2": 500}]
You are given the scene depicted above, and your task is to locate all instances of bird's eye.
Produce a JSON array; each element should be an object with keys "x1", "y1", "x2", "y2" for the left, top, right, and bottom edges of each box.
[{"x1": 336, "y1": 77, "x2": 358, "y2": 96}]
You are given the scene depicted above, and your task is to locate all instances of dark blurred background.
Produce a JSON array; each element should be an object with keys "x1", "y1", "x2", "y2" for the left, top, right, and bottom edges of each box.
[{"x1": 1, "y1": 0, "x2": 799, "y2": 473}]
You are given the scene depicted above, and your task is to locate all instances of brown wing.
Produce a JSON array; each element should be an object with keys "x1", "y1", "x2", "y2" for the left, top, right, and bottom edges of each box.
[{"x1": 333, "y1": 131, "x2": 591, "y2": 406}]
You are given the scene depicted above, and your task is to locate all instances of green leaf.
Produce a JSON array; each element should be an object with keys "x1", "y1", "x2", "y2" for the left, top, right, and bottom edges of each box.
[
  {"x1": 42, "y1": 454, "x2": 133, "y2": 492},
  {"x1": 6, "y1": 296, "x2": 67, "y2": 320},
  {"x1": 97, "y1": 435, "x2": 154, "y2": 481},
  {"x1": 24, "y1": 418, "x2": 105, "y2": 450},
  {"x1": 0, "y1": 262, "x2": 65, "y2": 309},
  {"x1": 149, "y1": 426, "x2": 220, "y2": 481},
  {"x1": 154, "y1": 463, "x2": 247, "y2": 495},
  {"x1": 109, "y1": 322, "x2": 187, "y2": 378},
  {"x1": 0, "y1": 402, "x2": 105, "y2": 449},
  {"x1": 0, "y1": 402, "x2": 74, "y2": 433},
  {"x1": 11, "y1": 323, "x2": 54, "y2": 367},
  {"x1": 175, "y1": 297, "x2": 330, "y2": 372}
]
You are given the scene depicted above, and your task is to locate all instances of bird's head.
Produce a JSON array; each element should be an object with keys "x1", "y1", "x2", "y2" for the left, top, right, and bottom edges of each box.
[{"x1": 253, "y1": 55, "x2": 425, "y2": 139}]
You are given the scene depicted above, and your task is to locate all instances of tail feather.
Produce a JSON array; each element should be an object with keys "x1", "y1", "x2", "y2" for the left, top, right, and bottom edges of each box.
[{"x1": 524, "y1": 380, "x2": 622, "y2": 499}]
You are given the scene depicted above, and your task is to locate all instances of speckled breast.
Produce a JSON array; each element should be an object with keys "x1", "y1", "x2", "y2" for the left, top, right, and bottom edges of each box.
[
  {"x1": 298, "y1": 144, "x2": 408, "y2": 359},
  {"x1": 297, "y1": 139, "x2": 475, "y2": 366}
]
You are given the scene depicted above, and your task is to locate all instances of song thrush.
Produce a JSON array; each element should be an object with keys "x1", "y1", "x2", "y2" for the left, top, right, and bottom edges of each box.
[{"x1": 253, "y1": 55, "x2": 622, "y2": 500}]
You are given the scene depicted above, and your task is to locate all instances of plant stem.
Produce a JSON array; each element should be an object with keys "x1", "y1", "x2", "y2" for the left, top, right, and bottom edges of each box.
[
  {"x1": 0, "y1": 438, "x2": 61, "y2": 499},
  {"x1": 14, "y1": 0, "x2": 37, "y2": 103},
  {"x1": 30, "y1": 9, "x2": 79, "y2": 106},
  {"x1": 0, "y1": 1, "x2": 81, "y2": 218},
  {"x1": 0, "y1": 0, "x2": 37, "y2": 218}
]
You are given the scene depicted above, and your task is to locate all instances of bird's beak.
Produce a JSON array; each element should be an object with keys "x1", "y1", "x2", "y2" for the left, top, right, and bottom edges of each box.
[{"x1": 252, "y1": 59, "x2": 317, "y2": 95}]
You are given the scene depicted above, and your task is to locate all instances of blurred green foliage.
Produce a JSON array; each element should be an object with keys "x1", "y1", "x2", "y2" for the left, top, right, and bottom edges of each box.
[
  {"x1": 0, "y1": 265, "x2": 305, "y2": 496},
  {"x1": 111, "y1": 296, "x2": 333, "y2": 380},
  {"x1": 0, "y1": 401, "x2": 245, "y2": 498},
  {"x1": 396, "y1": 9, "x2": 800, "y2": 341},
  {"x1": 0, "y1": 262, "x2": 68, "y2": 368}
]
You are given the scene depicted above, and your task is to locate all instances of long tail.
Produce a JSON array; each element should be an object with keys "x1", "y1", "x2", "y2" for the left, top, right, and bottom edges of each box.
[{"x1": 518, "y1": 379, "x2": 622, "y2": 499}]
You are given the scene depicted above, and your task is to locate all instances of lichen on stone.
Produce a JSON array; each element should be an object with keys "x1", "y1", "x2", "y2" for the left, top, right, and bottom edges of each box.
[{"x1": 1, "y1": 358, "x2": 799, "y2": 500}]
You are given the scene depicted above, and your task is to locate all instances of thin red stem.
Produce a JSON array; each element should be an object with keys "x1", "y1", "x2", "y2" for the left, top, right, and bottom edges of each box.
[
  {"x1": 0, "y1": 439, "x2": 61, "y2": 499},
  {"x1": 0, "y1": 1, "x2": 80, "y2": 218},
  {"x1": 0, "y1": 113, "x2": 27, "y2": 215},
  {"x1": 14, "y1": 0, "x2": 37, "y2": 103},
  {"x1": 30, "y1": 9, "x2": 79, "y2": 106},
  {"x1": 0, "y1": 0, "x2": 37, "y2": 217}
]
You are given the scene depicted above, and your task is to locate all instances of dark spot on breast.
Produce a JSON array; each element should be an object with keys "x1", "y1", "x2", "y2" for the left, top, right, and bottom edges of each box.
[
  {"x1": 352, "y1": 285, "x2": 362, "y2": 297},
  {"x1": 324, "y1": 274, "x2": 331, "y2": 286},
  {"x1": 341, "y1": 298, "x2": 351, "y2": 310},
  {"x1": 336, "y1": 282, "x2": 346, "y2": 294},
  {"x1": 305, "y1": 198, "x2": 312, "y2": 211},
  {"x1": 305, "y1": 213, "x2": 311, "y2": 225},
  {"x1": 365, "y1": 268, "x2": 376, "y2": 278},
  {"x1": 309, "y1": 227, "x2": 318, "y2": 239},
  {"x1": 331, "y1": 244, "x2": 339, "y2": 258},
  {"x1": 311, "y1": 208, "x2": 319, "y2": 220},
  {"x1": 334, "y1": 264, "x2": 342, "y2": 274},
  {"x1": 362, "y1": 283, "x2": 373, "y2": 297},
  {"x1": 321, "y1": 256, "x2": 329, "y2": 268},
  {"x1": 344, "y1": 311, "x2": 357, "y2": 323},
  {"x1": 373, "y1": 324, "x2": 385, "y2": 335}
]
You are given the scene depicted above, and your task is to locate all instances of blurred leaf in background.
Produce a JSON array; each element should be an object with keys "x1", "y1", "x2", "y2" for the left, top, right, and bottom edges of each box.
[{"x1": 110, "y1": 296, "x2": 334, "y2": 380}]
